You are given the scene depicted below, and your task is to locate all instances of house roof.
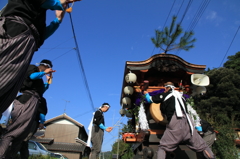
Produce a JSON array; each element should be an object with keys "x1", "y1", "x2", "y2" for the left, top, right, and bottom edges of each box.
[
  {"x1": 44, "y1": 113, "x2": 84, "y2": 127},
  {"x1": 75, "y1": 138, "x2": 87, "y2": 146},
  {"x1": 34, "y1": 129, "x2": 45, "y2": 137},
  {"x1": 43, "y1": 142, "x2": 86, "y2": 152}
]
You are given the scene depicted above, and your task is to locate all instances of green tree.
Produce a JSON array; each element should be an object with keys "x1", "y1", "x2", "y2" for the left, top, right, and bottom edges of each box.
[
  {"x1": 109, "y1": 123, "x2": 134, "y2": 159},
  {"x1": 111, "y1": 139, "x2": 133, "y2": 159},
  {"x1": 194, "y1": 67, "x2": 240, "y2": 159},
  {"x1": 151, "y1": 16, "x2": 196, "y2": 53},
  {"x1": 224, "y1": 51, "x2": 240, "y2": 74}
]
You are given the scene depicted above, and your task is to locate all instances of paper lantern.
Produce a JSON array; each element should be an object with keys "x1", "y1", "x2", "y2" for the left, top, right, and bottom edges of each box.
[
  {"x1": 123, "y1": 86, "x2": 134, "y2": 95},
  {"x1": 125, "y1": 72, "x2": 137, "y2": 83},
  {"x1": 119, "y1": 109, "x2": 126, "y2": 116},
  {"x1": 122, "y1": 97, "x2": 131, "y2": 106}
]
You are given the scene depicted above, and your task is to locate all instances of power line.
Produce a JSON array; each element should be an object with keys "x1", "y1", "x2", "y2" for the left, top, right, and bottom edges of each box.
[
  {"x1": 73, "y1": 110, "x2": 93, "y2": 119},
  {"x1": 219, "y1": 26, "x2": 240, "y2": 67},
  {"x1": 176, "y1": 0, "x2": 185, "y2": 16},
  {"x1": 33, "y1": 37, "x2": 74, "y2": 60},
  {"x1": 176, "y1": 0, "x2": 210, "y2": 56},
  {"x1": 51, "y1": 48, "x2": 74, "y2": 61},
  {"x1": 162, "y1": 0, "x2": 176, "y2": 30},
  {"x1": 151, "y1": 0, "x2": 177, "y2": 56},
  {"x1": 187, "y1": 0, "x2": 210, "y2": 31},
  {"x1": 179, "y1": 0, "x2": 193, "y2": 25},
  {"x1": 68, "y1": 11, "x2": 95, "y2": 112}
]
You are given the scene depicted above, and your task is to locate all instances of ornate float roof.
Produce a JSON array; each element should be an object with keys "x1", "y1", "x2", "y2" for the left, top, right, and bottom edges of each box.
[
  {"x1": 120, "y1": 53, "x2": 207, "y2": 106},
  {"x1": 125, "y1": 53, "x2": 206, "y2": 74}
]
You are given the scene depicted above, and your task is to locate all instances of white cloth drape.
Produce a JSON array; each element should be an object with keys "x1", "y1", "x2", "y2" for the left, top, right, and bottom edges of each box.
[
  {"x1": 138, "y1": 102, "x2": 149, "y2": 130},
  {"x1": 86, "y1": 112, "x2": 95, "y2": 147},
  {"x1": 187, "y1": 104, "x2": 201, "y2": 127}
]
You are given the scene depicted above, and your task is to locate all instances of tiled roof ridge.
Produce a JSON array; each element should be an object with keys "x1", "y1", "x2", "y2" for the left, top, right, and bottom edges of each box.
[
  {"x1": 45, "y1": 113, "x2": 84, "y2": 127},
  {"x1": 75, "y1": 137, "x2": 87, "y2": 146}
]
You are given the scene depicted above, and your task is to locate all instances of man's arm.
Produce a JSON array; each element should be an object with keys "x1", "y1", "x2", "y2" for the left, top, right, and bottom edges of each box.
[
  {"x1": 41, "y1": 0, "x2": 64, "y2": 10},
  {"x1": 44, "y1": 6, "x2": 67, "y2": 39},
  {"x1": 99, "y1": 123, "x2": 113, "y2": 132},
  {"x1": 29, "y1": 68, "x2": 54, "y2": 80},
  {"x1": 93, "y1": 111, "x2": 113, "y2": 132},
  {"x1": 144, "y1": 91, "x2": 166, "y2": 103},
  {"x1": 39, "y1": 113, "x2": 46, "y2": 129}
]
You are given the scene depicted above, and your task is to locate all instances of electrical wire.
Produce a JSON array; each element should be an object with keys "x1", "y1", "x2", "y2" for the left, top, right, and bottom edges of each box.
[
  {"x1": 151, "y1": 0, "x2": 177, "y2": 56},
  {"x1": 73, "y1": 110, "x2": 93, "y2": 119},
  {"x1": 179, "y1": 0, "x2": 193, "y2": 25},
  {"x1": 176, "y1": 0, "x2": 210, "y2": 56},
  {"x1": 68, "y1": 11, "x2": 95, "y2": 112},
  {"x1": 187, "y1": 0, "x2": 210, "y2": 31},
  {"x1": 51, "y1": 48, "x2": 74, "y2": 61},
  {"x1": 162, "y1": 0, "x2": 176, "y2": 30},
  {"x1": 33, "y1": 37, "x2": 74, "y2": 60},
  {"x1": 176, "y1": 0, "x2": 185, "y2": 16},
  {"x1": 219, "y1": 26, "x2": 240, "y2": 67}
]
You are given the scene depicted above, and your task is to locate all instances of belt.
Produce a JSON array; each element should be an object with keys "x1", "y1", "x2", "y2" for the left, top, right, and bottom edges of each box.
[{"x1": 22, "y1": 90, "x2": 40, "y2": 99}]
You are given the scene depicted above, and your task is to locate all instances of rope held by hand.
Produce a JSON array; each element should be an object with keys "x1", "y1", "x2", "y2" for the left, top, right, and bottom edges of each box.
[{"x1": 66, "y1": 0, "x2": 81, "y2": 13}]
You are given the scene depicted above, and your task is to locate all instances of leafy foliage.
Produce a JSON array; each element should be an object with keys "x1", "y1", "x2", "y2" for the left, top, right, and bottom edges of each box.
[
  {"x1": 194, "y1": 67, "x2": 240, "y2": 118},
  {"x1": 210, "y1": 118, "x2": 239, "y2": 159},
  {"x1": 151, "y1": 16, "x2": 196, "y2": 53},
  {"x1": 105, "y1": 123, "x2": 134, "y2": 159},
  {"x1": 111, "y1": 139, "x2": 133, "y2": 159},
  {"x1": 224, "y1": 51, "x2": 240, "y2": 74},
  {"x1": 193, "y1": 60, "x2": 240, "y2": 158}
]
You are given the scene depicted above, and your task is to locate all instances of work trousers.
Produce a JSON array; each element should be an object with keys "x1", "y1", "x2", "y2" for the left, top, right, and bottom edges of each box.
[
  {"x1": 19, "y1": 120, "x2": 39, "y2": 159},
  {"x1": 203, "y1": 130, "x2": 216, "y2": 148},
  {"x1": 0, "y1": 16, "x2": 38, "y2": 114},
  {"x1": 89, "y1": 126, "x2": 104, "y2": 159},
  {"x1": 157, "y1": 112, "x2": 215, "y2": 159},
  {"x1": 0, "y1": 91, "x2": 40, "y2": 159}
]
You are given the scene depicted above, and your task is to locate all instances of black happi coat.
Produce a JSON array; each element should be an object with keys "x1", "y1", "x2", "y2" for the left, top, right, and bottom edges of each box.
[
  {"x1": 18, "y1": 65, "x2": 48, "y2": 121},
  {"x1": 2, "y1": 0, "x2": 47, "y2": 47},
  {"x1": 151, "y1": 90, "x2": 188, "y2": 122},
  {"x1": 93, "y1": 109, "x2": 105, "y2": 132},
  {"x1": 20, "y1": 65, "x2": 45, "y2": 97}
]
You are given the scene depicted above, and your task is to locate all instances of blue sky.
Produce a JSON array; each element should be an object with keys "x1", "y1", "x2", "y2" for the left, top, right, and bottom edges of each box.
[{"x1": 0, "y1": 0, "x2": 240, "y2": 152}]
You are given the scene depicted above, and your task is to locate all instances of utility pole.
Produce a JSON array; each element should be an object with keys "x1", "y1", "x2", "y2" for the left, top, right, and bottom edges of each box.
[{"x1": 116, "y1": 125, "x2": 120, "y2": 159}]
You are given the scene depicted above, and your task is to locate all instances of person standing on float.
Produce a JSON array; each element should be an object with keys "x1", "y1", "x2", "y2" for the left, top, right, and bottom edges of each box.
[{"x1": 144, "y1": 82, "x2": 215, "y2": 159}]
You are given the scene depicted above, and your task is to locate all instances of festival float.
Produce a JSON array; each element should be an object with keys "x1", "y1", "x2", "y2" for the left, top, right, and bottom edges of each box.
[{"x1": 119, "y1": 53, "x2": 210, "y2": 159}]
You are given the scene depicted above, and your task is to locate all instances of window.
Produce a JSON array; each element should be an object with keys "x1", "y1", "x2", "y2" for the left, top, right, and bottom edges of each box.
[
  {"x1": 36, "y1": 142, "x2": 48, "y2": 151},
  {"x1": 54, "y1": 154, "x2": 62, "y2": 158},
  {"x1": 28, "y1": 142, "x2": 37, "y2": 150}
]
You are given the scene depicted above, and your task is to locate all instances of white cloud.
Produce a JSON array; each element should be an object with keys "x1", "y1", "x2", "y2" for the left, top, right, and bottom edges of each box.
[
  {"x1": 205, "y1": 10, "x2": 224, "y2": 26},
  {"x1": 206, "y1": 11, "x2": 217, "y2": 20}
]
